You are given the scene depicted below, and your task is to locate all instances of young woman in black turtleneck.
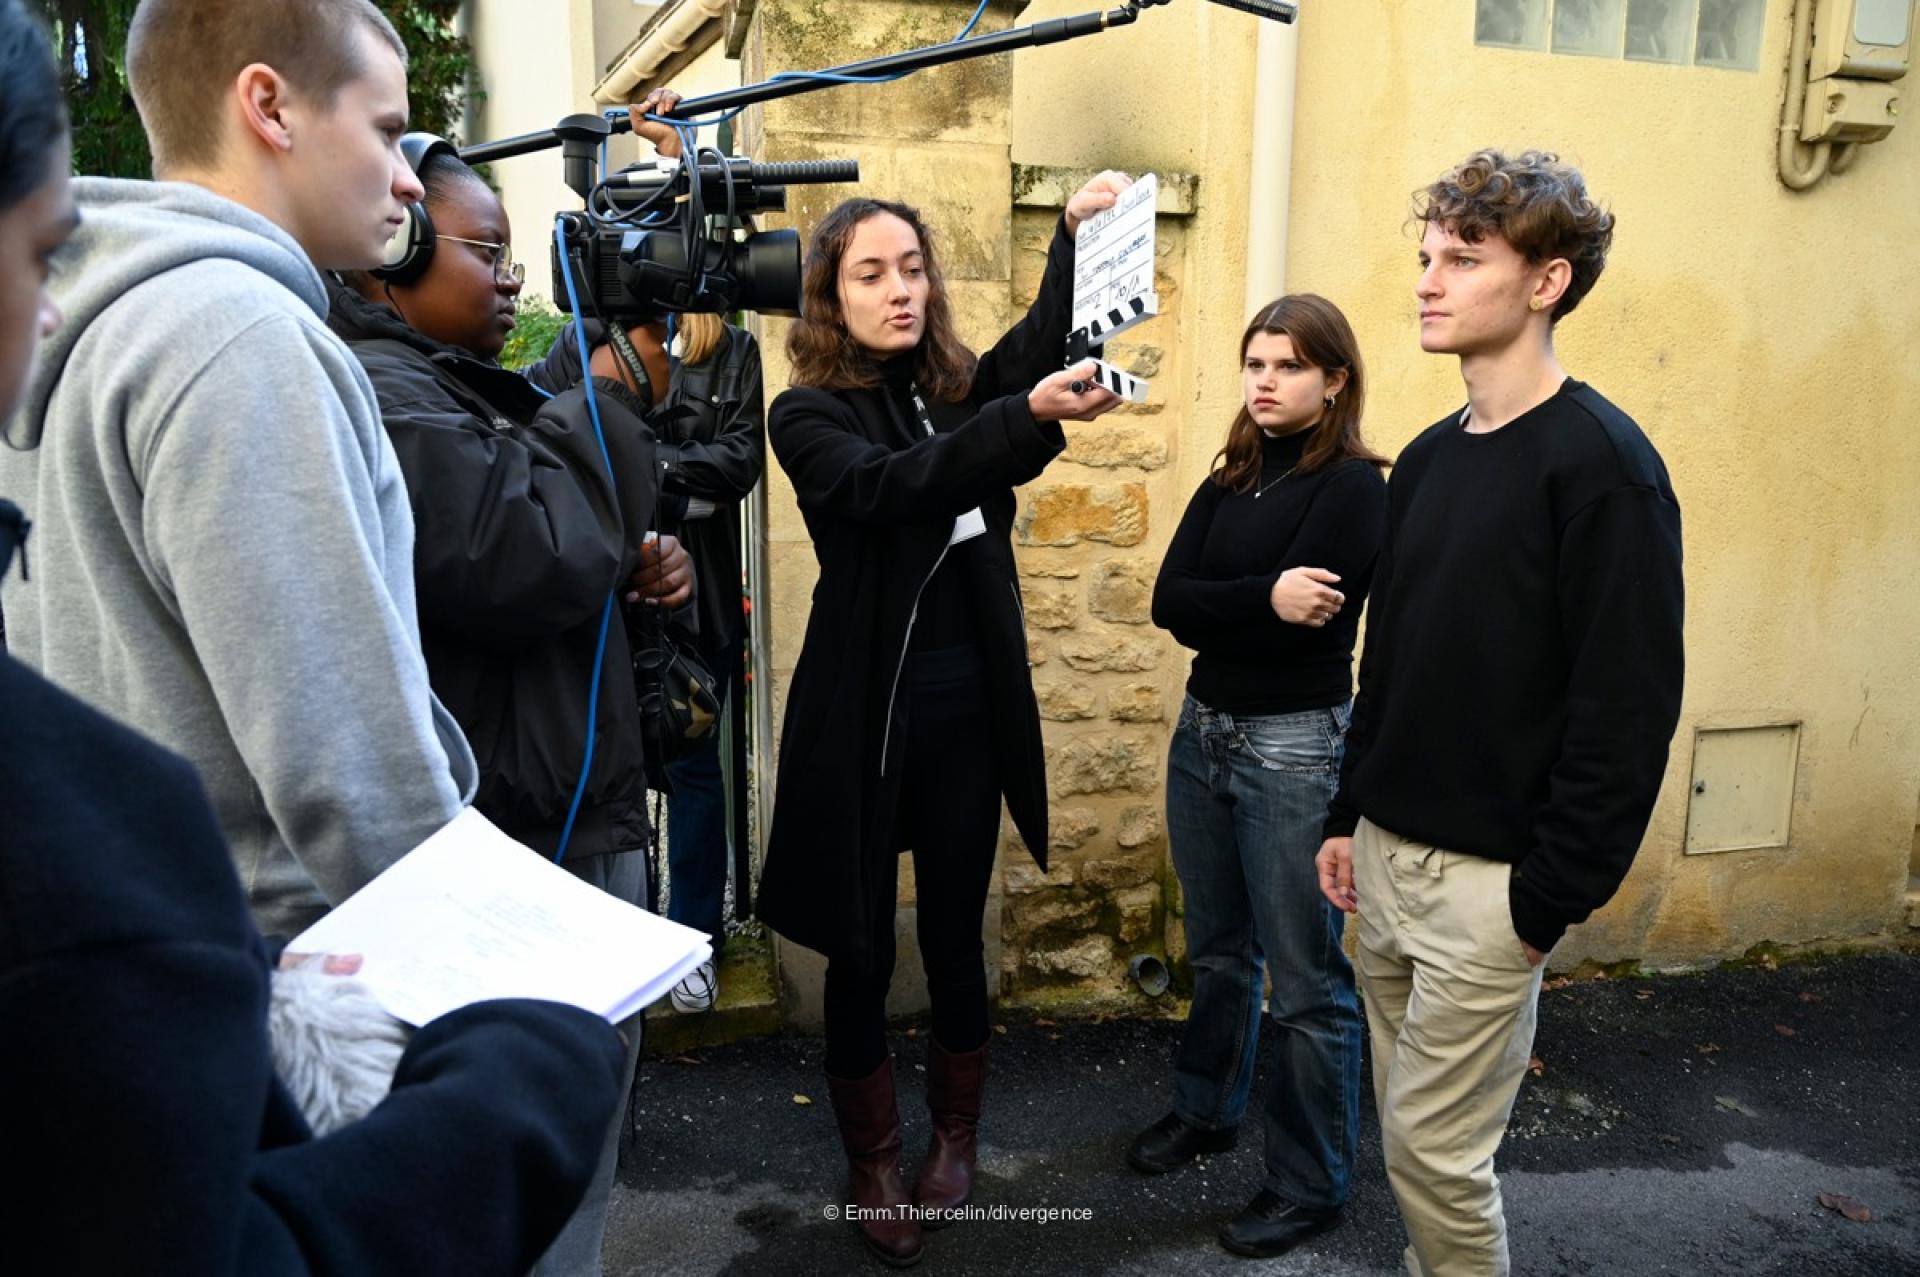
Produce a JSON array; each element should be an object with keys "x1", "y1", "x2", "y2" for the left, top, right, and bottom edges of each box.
[
  {"x1": 1132, "y1": 295, "x2": 1388, "y2": 1260},
  {"x1": 759, "y1": 181, "x2": 1127, "y2": 1266}
]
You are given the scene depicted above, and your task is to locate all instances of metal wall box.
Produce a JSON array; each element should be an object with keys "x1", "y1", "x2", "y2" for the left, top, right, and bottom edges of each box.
[
  {"x1": 1810, "y1": 0, "x2": 1914, "y2": 81},
  {"x1": 1684, "y1": 723, "x2": 1801, "y2": 854}
]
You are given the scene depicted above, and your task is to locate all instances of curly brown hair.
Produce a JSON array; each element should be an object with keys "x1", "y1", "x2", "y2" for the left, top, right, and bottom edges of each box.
[
  {"x1": 1213, "y1": 294, "x2": 1386, "y2": 494},
  {"x1": 1415, "y1": 149, "x2": 1615, "y2": 322},
  {"x1": 786, "y1": 198, "x2": 978, "y2": 402}
]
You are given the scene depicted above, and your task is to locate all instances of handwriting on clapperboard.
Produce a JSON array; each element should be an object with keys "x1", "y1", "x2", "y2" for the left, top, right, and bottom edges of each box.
[{"x1": 1066, "y1": 174, "x2": 1160, "y2": 402}]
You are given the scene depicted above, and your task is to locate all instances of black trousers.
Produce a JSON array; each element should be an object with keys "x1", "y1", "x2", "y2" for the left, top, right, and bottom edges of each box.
[{"x1": 824, "y1": 645, "x2": 1002, "y2": 1077}]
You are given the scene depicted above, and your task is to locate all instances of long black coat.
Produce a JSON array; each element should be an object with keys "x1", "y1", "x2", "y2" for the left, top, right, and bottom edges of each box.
[
  {"x1": 326, "y1": 283, "x2": 660, "y2": 862},
  {"x1": 0, "y1": 503, "x2": 626, "y2": 1277},
  {"x1": 756, "y1": 218, "x2": 1079, "y2": 960}
]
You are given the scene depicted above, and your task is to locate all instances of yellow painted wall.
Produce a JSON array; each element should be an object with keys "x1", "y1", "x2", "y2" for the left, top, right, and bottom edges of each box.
[{"x1": 1280, "y1": 4, "x2": 1920, "y2": 965}]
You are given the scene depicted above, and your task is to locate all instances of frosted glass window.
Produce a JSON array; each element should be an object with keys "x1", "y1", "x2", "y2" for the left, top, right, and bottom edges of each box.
[
  {"x1": 1553, "y1": 0, "x2": 1626, "y2": 56},
  {"x1": 1626, "y1": 0, "x2": 1696, "y2": 62},
  {"x1": 1695, "y1": 0, "x2": 1765, "y2": 69},
  {"x1": 1476, "y1": 0, "x2": 1549, "y2": 49},
  {"x1": 1855, "y1": 0, "x2": 1912, "y2": 46}
]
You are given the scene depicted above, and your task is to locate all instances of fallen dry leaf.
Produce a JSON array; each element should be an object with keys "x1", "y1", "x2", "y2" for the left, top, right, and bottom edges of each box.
[
  {"x1": 1799, "y1": 992, "x2": 1823, "y2": 1004},
  {"x1": 792, "y1": 1094, "x2": 813, "y2": 1106},
  {"x1": 993, "y1": 1025, "x2": 1008, "y2": 1035},
  {"x1": 1715, "y1": 1095, "x2": 1759, "y2": 1117},
  {"x1": 670, "y1": 1054, "x2": 703, "y2": 1066},
  {"x1": 1816, "y1": 1192, "x2": 1872, "y2": 1223},
  {"x1": 1634, "y1": 989, "x2": 1654, "y2": 1000},
  {"x1": 1774, "y1": 1024, "x2": 1797, "y2": 1037},
  {"x1": 1527, "y1": 1055, "x2": 1545, "y2": 1077},
  {"x1": 1035, "y1": 1018, "x2": 1057, "y2": 1027},
  {"x1": 1697, "y1": 1042, "x2": 1722, "y2": 1054},
  {"x1": 904, "y1": 1028, "x2": 918, "y2": 1038},
  {"x1": 1543, "y1": 976, "x2": 1573, "y2": 992}
]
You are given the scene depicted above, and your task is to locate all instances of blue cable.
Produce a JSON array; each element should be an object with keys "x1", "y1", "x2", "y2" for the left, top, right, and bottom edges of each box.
[{"x1": 552, "y1": 218, "x2": 619, "y2": 864}]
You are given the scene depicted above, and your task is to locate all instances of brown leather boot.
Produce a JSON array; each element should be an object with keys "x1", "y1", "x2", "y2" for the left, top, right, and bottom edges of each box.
[
  {"x1": 826, "y1": 1059, "x2": 923, "y2": 1267},
  {"x1": 913, "y1": 1039, "x2": 987, "y2": 1227}
]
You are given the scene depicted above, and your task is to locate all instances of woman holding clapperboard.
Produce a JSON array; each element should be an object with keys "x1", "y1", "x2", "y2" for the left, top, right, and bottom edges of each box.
[
  {"x1": 757, "y1": 173, "x2": 1130, "y2": 1266},
  {"x1": 1137, "y1": 294, "x2": 1388, "y2": 1258}
]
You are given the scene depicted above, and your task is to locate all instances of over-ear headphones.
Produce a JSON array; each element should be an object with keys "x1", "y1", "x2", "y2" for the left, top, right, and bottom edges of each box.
[{"x1": 372, "y1": 132, "x2": 460, "y2": 286}]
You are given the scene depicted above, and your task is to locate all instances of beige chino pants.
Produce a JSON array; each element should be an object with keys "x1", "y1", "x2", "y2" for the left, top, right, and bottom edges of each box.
[{"x1": 1352, "y1": 817, "x2": 1545, "y2": 1277}]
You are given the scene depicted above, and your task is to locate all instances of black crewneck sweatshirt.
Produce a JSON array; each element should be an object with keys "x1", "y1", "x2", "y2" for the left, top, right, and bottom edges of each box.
[
  {"x1": 1323, "y1": 380, "x2": 1685, "y2": 952},
  {"x1": 1152, "y1": 428, "x2": 1388, "y2": 714}
]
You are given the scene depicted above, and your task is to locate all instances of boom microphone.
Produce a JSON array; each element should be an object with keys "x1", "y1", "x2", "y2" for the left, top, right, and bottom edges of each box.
[{"x1": 1206, "y1": 0, "x2": 1298, "y2": 23}]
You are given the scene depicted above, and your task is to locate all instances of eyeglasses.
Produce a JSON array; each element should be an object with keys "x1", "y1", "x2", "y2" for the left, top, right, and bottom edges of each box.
[{"x1": 440, "y1": 235, "x2": 525, "y2": 286}]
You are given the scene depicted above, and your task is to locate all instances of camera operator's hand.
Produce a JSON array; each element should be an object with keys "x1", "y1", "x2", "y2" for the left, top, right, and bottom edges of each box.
[
  {"x1": 1029, "y1": 362, "x2": 1123, "y2": 423},
  {"x1": 588, "y1": 321, "x2": 671, "y2": 406},
  {"x1": 627, "y1": 533, "x2": 693, "y2": 609},
  {"x1": 628, "y1": 88, "x2": 685, "y2": 159},
  {"x1": 1065, "y1": 170, "x2": 1133, "y2": 238}
]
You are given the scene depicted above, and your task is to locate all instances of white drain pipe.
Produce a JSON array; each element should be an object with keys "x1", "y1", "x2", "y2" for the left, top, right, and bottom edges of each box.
[
  {"x1": 1243, "y1": 14, "x2": 1301, "y2": 315},
  {"x1": 593, "y1": 0, "x2": 730, "y2": 105}
]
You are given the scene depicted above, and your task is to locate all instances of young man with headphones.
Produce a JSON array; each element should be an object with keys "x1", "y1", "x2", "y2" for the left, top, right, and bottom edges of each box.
[{"x1": 0, "y1": 0, "x2": 479, "y2": 937}]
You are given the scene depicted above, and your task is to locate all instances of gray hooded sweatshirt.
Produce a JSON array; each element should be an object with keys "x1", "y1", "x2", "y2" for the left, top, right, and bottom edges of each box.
[{"x1": 0, "y1": 178, "x2": 478, "y2": 936}]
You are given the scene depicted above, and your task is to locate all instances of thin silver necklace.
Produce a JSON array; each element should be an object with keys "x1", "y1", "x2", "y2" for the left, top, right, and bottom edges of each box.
[{"x1": 1253, "y1": 464, "x2": 1295, "y2": 499}]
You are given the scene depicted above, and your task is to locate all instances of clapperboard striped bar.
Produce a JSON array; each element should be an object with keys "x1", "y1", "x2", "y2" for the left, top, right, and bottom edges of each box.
[
  {"x1": 1088, "y1": 358, "x2": 1149, "y2": 403},
  {"x1": 1086, "y1": 292, "x2": 1159, "y2": 346}
]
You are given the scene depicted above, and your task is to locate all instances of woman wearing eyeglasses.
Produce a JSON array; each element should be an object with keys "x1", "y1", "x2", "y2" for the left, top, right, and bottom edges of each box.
[
  {"x1": 323, "y1": 101, "x2": 694, "y2": 1277},
  {"x1": 327, "y1": 120, "x2": 692, "y2": 884}
]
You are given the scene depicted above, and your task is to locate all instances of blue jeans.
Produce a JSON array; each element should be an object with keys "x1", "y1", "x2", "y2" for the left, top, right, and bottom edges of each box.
[
  {"x1": 665, "y1": 644, "x2": 739, "y2": 947},
  {"x1": 1165, "y1": 695, "x2": 1362, "y2": 1210}
]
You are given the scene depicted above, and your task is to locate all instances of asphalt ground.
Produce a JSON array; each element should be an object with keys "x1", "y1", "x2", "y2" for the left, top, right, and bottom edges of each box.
[{"x1": 604, "y1": 950, "x2": 1919, "y2": 1276}]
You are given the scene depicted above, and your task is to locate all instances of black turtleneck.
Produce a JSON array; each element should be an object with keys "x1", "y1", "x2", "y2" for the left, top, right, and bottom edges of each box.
[{"x1": 1151, "y1": 428, "x2": 1388, "y2": 715}]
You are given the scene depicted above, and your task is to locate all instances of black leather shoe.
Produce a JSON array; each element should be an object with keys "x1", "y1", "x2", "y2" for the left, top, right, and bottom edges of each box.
[
  {"x1": 1218, "y1": 1190, "x2": 1341, "y2": 1258},
  {"x1": 1125, "y1": 1111, "x2": 1238, "y2": 1174}
]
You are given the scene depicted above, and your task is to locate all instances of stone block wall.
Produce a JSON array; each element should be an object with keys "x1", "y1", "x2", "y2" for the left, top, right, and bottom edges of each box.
[{"x1": 998, "y1": 197, "x2": 1194, "y2": 1007}]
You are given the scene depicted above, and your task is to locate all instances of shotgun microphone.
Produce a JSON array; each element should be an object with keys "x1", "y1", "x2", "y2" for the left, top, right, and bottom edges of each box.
[{"x1": 1207, "y1": 0, "x2": 1299, "y2": 23}]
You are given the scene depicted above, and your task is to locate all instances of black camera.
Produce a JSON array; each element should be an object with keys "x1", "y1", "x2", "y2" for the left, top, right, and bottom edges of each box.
[
  {"x1": 514, "y1": 112, "x2": 856, "y2": 325},
  {"x1": 552, "y1": 154, "x2": 859, "y2": 324}
]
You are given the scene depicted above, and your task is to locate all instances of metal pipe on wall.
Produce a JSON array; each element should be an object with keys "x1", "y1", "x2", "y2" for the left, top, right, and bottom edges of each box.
[
  {"x1": 593, "y1": 0, "x2": 732, "y2": 104},
  {"x1": 1778, "y1": 0, "x2": 1832, "y2": 190}
]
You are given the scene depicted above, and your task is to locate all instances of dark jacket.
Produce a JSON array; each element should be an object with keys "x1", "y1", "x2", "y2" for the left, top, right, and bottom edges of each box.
[
  {"x1": 755, "y1": 217, "x2": 1079, "y2": 960},
  {"x1": 325, "y1": 281, "x2": 659, "y2": 863},
  {"x1": 0, "y1": 501, "x2": 627, "y2": 1277},
  {"x1": 656, "y1": 324, "x2": 764, "y2": 657}
]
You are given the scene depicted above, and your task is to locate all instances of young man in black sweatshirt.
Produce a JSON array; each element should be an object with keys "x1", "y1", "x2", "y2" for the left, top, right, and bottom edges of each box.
[{"x1": 1315, "y1": 151, "x2": 1685, "y2": 1277}]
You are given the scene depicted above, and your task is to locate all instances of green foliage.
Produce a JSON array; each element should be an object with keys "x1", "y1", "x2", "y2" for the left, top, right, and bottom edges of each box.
[
  {"x1": 40, "y1": 1, "x2": 145, "y2": 178},
  {"x1": 374, "y1": 0, "x2": 477, "y2": 144},
  {"x1": 34, "y1": 0, "x2": 477, "y2": 179},
  {"x1": 498, "y1": 297, "x2": 569, "y2": 371}
]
